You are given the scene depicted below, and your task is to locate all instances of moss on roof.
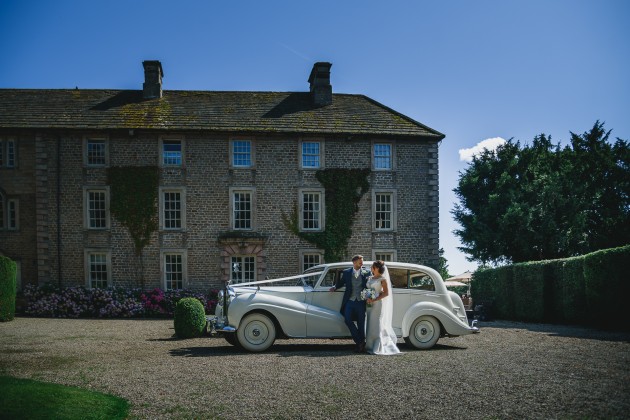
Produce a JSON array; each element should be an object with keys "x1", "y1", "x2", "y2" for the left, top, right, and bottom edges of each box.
[{"x1": 0, "y1": 89, "x2": 444, "y2": 139}]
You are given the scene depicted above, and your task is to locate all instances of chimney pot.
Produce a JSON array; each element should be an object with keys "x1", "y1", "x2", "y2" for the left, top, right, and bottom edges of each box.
[
  {"x1": 308, "y1": 62, "x2": 332, "y2": 106},
  {"x1": 143, "y1": 60, "x2": 164, "y2": 99}
]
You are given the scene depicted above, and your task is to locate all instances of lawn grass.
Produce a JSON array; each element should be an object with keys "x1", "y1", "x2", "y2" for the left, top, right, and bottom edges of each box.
[{"x1": 0, "y1": 375, "x2": 129, "y2": 420}]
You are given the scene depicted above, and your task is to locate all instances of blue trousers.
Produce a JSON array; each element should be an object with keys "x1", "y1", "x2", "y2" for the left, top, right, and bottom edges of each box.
[{"x1": 343, "y1": 299, "x2": 366, "y2": 345}]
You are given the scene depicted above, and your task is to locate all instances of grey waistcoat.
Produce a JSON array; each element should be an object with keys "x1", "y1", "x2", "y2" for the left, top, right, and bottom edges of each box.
[{"x1": 350, "y1": 271, "x2": 363, "y2": 301}]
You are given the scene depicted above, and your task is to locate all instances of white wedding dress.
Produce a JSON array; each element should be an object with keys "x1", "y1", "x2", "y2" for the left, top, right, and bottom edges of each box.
[{"x1": 365, "y1": 268, "x2": 401, "y2": 355}]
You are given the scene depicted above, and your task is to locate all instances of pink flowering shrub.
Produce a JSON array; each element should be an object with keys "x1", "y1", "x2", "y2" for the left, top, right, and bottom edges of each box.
[
  {"x1": 140, "y1": 288, "x2": 167, "y2": 316},
  {"x1": 21, "y1": 284, "x2": 219, "y2": 319}
]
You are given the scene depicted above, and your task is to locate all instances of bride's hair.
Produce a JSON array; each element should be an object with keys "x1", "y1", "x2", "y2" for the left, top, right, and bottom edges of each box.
[{"x1": 372, "y1": 260, "x2": 385, "y2": 275}]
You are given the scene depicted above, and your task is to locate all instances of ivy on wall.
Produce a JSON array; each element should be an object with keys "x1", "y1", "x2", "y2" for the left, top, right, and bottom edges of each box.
[
  {"x1": 107, "y1": 166, "x2": 159, "y2": 254},
  {"x1": 284, "y1": 168, "x2": 371, "y2": 262}
]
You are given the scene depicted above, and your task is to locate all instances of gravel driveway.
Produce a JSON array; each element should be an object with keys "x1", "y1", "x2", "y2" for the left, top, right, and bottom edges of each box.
[{"x1": 1, "y1": 317, "x2": 629, "y2": 419}]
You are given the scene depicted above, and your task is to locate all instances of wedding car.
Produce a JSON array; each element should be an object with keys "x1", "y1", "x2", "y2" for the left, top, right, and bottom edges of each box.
[{"x1": 208, "y1": 261, "x2": 479, "y2": 352}]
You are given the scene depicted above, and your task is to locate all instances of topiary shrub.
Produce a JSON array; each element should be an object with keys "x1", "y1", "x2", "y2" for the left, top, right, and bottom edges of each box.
[
  {"x1": 0, "y1": 255, "x2": 17, "y2": 322},
  {"x1": 173, "y1": 297, "x2": 206, "y2": 338}
]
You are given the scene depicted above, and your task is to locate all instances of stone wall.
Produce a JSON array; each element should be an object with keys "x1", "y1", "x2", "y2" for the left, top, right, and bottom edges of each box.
[
  {"x1": 5, "y1": 130, "x2": 440, "y2": 291},
  {"x1": 0, "y1": 133, "x2": 38, "y2": 286}
]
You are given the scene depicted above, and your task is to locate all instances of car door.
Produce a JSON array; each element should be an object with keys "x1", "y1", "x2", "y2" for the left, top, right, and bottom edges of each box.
[
  {"x1": 305, "y1": 267, "x2": 349, "y2": 337},
  {"x1": 388, "y1": 267, "x2": 410, "y2": 336}
]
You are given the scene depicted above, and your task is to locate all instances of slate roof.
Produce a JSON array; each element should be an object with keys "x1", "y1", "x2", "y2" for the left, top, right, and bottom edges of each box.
[{"x1": 0, "y1": 89, "x2": 444, "y2": 140}]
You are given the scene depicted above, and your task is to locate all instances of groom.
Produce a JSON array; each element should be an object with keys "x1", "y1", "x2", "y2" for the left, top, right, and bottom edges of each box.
[{"x1": 329, "y1": 254, "x2": 370, "y2": 353}]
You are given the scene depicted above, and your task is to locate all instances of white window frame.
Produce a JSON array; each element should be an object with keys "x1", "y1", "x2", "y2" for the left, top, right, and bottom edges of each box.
[
  {"x1": 230, "y1": 139, "x2": 255, "y2": 168},
  {"x1": 299, "y1": 188, "x2": 325, "y2": 231},
  {"x1": 300, "y1": 250, "x2": 324, "y2": 272},
  {"x1": 159, "y1": 187, "x2": 186, "y2": 231},
  {"x1": 161, "y1": 250, "x2": 187, "y2": 290},
  {"x1": 299, "y1": 139, "x2": 324, "y2": 169},
  {"x1": 159, "y1": 136, "x2": 185, "y2": 167},
  {"x1": 0, "y1": 193, "x2": 18, "y2": 231},
  {"x1": 372, "y1": 190, "x2": 397, "y2": 232},
  {"x1": 0, "y1": 193, "x2": 4, "y2": 229},
  {"x1": 84, "y1": 136, "x2": 109, "y2": 167},
  {"x1": 83, "y1": 187, "x2": 110, "y2": 230},
  {"x1": 7, "y1": 199, "x2": 18, "y2": 230},
  {"x1": 229, "y1": 187, "x2": 255, "y2": 230},
  {"x1": 372, "y1": 250, "x2": 397, "y2": 262},
  {"x1": 230, "y1": 255, "x2": 256, "y2": 284},
  {"x1": 84, "y1": 249, "x2": 112, "y2": 289},
  {"x1": 372, "y1": 141, "x2": 394, "y2": 171},
  {"x1": 0, "y1": 137, "x2": 17, "y2": 168}
]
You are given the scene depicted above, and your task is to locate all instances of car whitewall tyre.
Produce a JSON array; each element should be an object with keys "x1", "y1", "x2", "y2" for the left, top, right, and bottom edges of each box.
[
  {"x1": 405, "y1": 315, "x2": 441, "y2": 349},
  {"x1": 236, "y1": 313, "x2": 277, "y2": 352},
  {"x1": 223, "y1": 333, "x2": 240, "y2": 347}
]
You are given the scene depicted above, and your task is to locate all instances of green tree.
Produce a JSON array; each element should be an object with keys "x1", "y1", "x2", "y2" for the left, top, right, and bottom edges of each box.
[
  {"x1": 564, "y1": 123, "x2": 630, "y2": 254},
  {"x1": 432, "y1": 248, "x2": 451, "y2": 280},
  {"x1": 452, "y1": 121, "x2": 629, "y2": 265}
]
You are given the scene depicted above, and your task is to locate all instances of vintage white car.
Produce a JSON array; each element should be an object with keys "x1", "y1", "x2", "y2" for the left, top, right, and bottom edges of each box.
[{"x1": 208, "y1": 261, "x2": 479, "y2": 352}]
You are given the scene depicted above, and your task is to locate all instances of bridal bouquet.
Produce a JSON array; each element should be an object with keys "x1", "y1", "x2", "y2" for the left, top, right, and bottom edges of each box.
[{"x1": 361, "y1": 288, "x2": 378, "y2": 307}]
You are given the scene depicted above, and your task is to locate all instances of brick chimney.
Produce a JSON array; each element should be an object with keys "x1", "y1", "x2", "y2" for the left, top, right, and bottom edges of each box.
[
  {"x1": 308, "y1": 62, "x2": 332, "y2": 106},
  {"x1": 142, "y1": 60, "x2": 163, "y2": 99}
]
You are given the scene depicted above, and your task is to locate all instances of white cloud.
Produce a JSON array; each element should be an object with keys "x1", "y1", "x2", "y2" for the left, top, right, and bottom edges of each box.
[{"x1": 459, "y1": 137, "x2": 507, "y2": 162}]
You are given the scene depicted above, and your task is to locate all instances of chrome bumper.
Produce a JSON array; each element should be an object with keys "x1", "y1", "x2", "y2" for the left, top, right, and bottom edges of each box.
[
  {"x1": 470, "y1": 319, "x2": 481, "y2": 333},
  {"x1": 206, "y1": 316, "x2": 236, "y2": 334}
]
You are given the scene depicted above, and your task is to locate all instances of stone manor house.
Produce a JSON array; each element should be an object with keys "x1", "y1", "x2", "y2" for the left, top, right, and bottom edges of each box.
[{"x1": 0, "y1": 61, "x2": 444, "y2": 291}]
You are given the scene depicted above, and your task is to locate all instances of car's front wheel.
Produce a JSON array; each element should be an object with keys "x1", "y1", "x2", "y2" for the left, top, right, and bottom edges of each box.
[
  {"x1": 223, "y1": 333, "x2": 241, "y2": 348},
  {"x1": 405, "y1": 315, "x2": 441, "y2": 349},
  {"x1": 236, "y1": 313, "x2": 277, "y2": 352}
]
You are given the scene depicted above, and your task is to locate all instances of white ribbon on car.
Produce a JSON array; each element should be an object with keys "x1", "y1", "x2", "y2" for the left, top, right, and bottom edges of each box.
[{"x1": 230, "y1": 271, "x2": 324, "y2": 287}]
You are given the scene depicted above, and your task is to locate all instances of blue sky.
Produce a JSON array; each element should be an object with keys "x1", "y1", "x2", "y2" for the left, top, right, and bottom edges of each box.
[{"x1": 1, "y1": 0, "x2": 628, "y2": 275}]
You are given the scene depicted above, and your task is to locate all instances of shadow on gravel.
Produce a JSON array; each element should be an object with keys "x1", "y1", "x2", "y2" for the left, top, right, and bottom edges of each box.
[
  {"x1": 169, "y1": 346, "x2": 241, "y2": 357},
  {"x1": 147, "y1": 337, "x2": 179, "y2": 342},
  {"x1": 169, "y1": 343, "x2": 364, "y2": 357},
  {"x1": 168, "y1": 341, "x2": 467, "y2": 357},
  {"x1": 480, "y1": 320, "x2": 630, "y2": 343}
]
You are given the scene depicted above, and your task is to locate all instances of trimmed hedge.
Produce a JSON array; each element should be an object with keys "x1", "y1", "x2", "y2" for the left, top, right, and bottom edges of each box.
[
  {"x1": 543, "y1": 260, "x2": 564, "y2": 323},
  {"x1": 0, "y1": 256, "x2": 17, "y2": 322},
  {"x1": 173, "y1": 297, "x2": 207, "y2": 339},
  {"x1": 584, "y1": 246, "x2": 629, "y2": 330},
  {"x1": 494, "y1": 266, "x2": 515, "y2": 320},
  {"x1": 513, "y1": 262, "x2": 544, "y2": 322},
  {"x1": 471, "y1": 245, "x2": 630, "y2": 330},
  {"x1": 561, "y1": 256, "x2": 587, "y2": 324}
]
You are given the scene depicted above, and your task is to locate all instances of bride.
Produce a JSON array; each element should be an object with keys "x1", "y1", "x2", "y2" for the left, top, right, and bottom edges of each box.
[{"x1": 365, "y1": 260, "x2": 401, "y2": 355}]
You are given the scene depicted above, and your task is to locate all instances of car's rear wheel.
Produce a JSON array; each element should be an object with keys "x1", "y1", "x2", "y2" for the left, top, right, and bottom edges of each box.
[
  {"x1": 236, "y1": 313, "x2": 276, "y2": 352},
  {"x1": 405, "y1": 315, "x2": 440, "y2": 349}
]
